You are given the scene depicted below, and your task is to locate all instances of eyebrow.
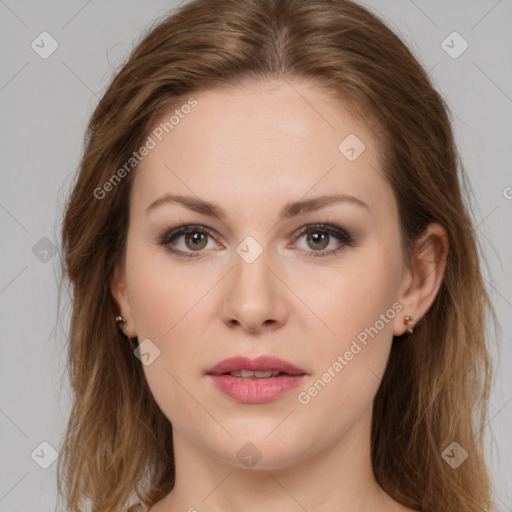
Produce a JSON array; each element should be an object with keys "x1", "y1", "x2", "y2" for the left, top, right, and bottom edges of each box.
[{"x1": 145, "y1": 193, "x2": 369, "y2": 220}]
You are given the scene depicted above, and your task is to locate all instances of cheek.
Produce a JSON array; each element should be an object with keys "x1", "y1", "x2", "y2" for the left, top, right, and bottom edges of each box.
[
  {"x1": 288, "y1": 250, "x2": 402, "y2": 410},
  {"x1": 125, "y1": 249, "x2": 214, "y2": 426},
  {"x1": 288, "y1": 249, "x2": 401, "y2": 346},
  {"x1": 126, "y1": 243, "x2": 207, "y2": 340},
  {"x1": 292, "y1": 267, "x2": 399, "y2": 445}
]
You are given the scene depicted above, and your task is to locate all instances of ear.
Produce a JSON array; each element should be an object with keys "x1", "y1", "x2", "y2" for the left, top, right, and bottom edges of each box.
[
  {"x1": 393, "y1": 223, "x2": 448, "y2": 336},
  {"x1": 111, "y1": 261, "x2": 137, "y2": 337}
]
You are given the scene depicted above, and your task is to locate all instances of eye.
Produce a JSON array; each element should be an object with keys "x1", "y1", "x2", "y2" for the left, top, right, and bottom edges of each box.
[
  {"x1": 291, "y1": 223, "x2": 354, "y2": 258},
  {"x1": 158, "y1": 224, "x2": 218, "y2": 259},
  {"x1": 157, "y1": 223, "x2": 354, "y2": 260}
]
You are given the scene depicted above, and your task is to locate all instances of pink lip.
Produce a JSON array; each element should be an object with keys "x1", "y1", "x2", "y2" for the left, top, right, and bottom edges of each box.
[
  {"x1": 208, "y1": 355, "x2": 306, "y2": 376},
  {"x1": 207, "y1": 356, "x2": 306, "y2": 404}
]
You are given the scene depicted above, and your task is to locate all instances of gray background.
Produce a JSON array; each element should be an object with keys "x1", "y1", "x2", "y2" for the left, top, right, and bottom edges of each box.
[{"x1": 0, "y1": 0, "x2": 511, "y2": 510}]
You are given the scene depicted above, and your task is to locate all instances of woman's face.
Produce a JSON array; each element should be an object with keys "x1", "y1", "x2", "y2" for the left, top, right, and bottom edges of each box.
[{"x1": 112, "y1": 79, "x2": 416, "y2": 468}]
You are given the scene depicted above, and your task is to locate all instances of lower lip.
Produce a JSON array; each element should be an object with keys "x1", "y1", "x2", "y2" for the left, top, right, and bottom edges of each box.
[{"x1": 208, "y1": 374, "x2": 305, "y2": 403}]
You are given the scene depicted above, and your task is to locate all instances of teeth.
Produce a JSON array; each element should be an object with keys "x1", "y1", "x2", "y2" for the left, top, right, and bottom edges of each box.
[{"x1": 229, "y1": 369, "x2": 281, "y2": 378}]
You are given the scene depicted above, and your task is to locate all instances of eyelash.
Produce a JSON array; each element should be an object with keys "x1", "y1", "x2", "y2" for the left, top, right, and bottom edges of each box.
[{"x1": 157, "y1": 223, "x2": 354, "y2": 260}]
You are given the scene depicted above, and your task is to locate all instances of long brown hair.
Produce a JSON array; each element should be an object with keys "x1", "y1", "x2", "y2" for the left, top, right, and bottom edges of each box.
[{"x1": 57, "y1": 0, "x2": 496, "y2": 510}]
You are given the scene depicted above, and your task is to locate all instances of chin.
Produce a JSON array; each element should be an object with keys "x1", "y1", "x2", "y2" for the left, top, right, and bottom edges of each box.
[{"x1": 206, "y1": 433, "x2": 313, "y2": 471}]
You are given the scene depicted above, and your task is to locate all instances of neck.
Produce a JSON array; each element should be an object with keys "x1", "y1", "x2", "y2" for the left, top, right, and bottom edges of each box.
[{"x1": 159, "y1": 406, "x2": 399, "y2": 512}]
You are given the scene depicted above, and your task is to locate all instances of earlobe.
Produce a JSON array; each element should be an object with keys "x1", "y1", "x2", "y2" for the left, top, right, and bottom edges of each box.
[
  {"x1": 110, "y1": 263, "x2": 137, "y2": 337},
  {"x1": 394, "y1": 223, "x2": 448, "y2": 336}
]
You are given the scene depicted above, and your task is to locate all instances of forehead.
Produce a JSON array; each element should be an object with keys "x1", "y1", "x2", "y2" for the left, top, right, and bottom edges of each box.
[{"x1": 132, "y1": 79, "x2": 391, "y2": 216}]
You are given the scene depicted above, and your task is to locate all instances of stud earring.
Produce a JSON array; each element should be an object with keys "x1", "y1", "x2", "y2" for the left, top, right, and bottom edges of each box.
[
  {"x1": 403, "y1": 315, "x2": 415, "y2": 334},
  {"x1": 115, "y1": 315, "x2": 138, "y2": 350},
  {"x1": 115, "y1": 315, "x2": 126, "y2": 329}
]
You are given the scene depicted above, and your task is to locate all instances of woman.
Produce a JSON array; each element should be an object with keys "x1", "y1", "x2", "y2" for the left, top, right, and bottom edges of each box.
[{"x1": 57, "y1": 0, "x2": 496, "y2": 511}]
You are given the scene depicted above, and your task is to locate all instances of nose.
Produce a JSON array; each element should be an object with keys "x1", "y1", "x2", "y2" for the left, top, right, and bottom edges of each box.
[{"x1": 220, "y1": 246, "x2": 289, "y2": 334}]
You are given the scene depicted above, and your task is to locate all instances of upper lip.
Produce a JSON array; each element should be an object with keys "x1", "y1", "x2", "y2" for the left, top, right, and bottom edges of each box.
[{"x1": 207, "y1": 356, "x2": 306, "y2": 376}]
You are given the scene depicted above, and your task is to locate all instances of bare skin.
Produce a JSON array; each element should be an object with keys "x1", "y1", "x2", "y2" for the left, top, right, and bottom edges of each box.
[{"x1": 112, "y1": 78, "x2": 447, "y2": 512}]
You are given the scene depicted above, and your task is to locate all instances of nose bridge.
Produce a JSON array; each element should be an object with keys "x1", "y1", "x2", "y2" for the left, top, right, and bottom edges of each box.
[
  {"x1": 220, "y1": 234, "x2": 287, "y2": 331},
  {"x1": 231, "y1": 237, "x2": 275, "y2": 304}
]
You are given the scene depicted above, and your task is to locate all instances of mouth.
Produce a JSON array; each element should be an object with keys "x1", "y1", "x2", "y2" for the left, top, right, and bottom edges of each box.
[
  {"x1": 223, "y1": 369, "x2": 298, "y2": 379},
  {"x1": 207, "y1": 355, "x2": 307, "y2": 378},
  {"x1": 206, "y1": 355, "x2": 306, "y2": 403}
]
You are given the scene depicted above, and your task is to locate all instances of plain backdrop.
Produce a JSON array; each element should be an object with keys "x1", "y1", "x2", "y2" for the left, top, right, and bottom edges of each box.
[{"x1": 0, "y1": 0, "x2": 511, "y2": 510}]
